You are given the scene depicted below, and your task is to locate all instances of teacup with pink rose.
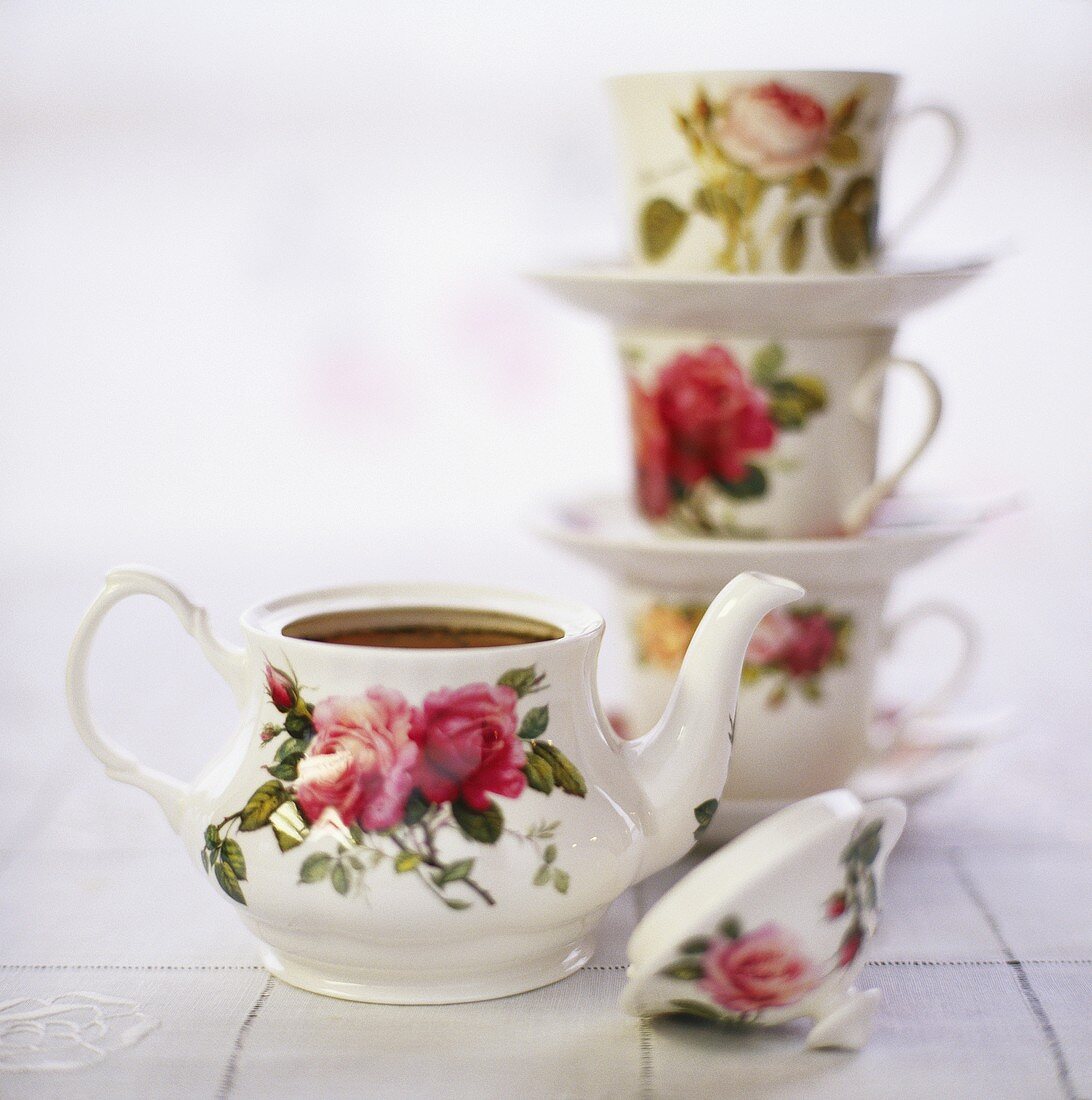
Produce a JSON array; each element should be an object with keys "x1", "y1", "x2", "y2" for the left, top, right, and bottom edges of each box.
[{"x1": 609, "y1": 70, "x2": 962, "y2": 274}]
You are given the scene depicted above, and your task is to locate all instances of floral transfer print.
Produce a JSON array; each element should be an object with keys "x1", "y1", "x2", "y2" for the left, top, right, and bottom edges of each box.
[
  {"x1": 656, "y1": 817, "x2": 886, "y2": 1023},
  {"x1": 625, "y1": 342, "x2": 827, "y2": 536},
  {"x1": 743, "y1": 605, "x2": 852, "y2": 707},
  {"x1": 636, "y1": 600, "x2": 851, "y2": 707},
  {"x1": 200, "y1": 662, "x2": 585, "y2": 910},
  {"x1": 639, "y1": 82, "x2": 877, "y2": 272}
]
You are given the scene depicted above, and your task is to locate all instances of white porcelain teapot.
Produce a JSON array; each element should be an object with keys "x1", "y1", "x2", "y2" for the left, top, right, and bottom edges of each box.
[{"x1": 67, "y1": 567, "x2": 802, "y2": 1003}]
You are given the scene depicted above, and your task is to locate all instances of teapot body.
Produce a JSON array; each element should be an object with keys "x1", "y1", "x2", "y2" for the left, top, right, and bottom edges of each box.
[{"x1": 70, "y1": 573, "x2": 646, "y2": 1003}]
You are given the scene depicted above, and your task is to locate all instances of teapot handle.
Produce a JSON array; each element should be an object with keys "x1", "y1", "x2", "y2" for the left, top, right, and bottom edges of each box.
[{"x1": 65, "y1": 567, "x2": 247, "y2": 832}]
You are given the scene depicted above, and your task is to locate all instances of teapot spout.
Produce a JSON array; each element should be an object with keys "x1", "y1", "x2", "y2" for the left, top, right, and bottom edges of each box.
[{"x1": 624, "y1": 572, "x2": 804, "y2": 883}]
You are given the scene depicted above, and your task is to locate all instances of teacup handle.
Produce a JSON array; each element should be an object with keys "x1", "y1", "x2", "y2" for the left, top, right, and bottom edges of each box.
[
  {"x1": 880, "y1": 104, "x2": 965, "y2": 253},
  {"x1": 881, "y1": 601, "x2": 980, "y2": 722},
  {"x1": 842, "y1": 357, "x2": 942, "y2": 534},
  {"x1": 65, "y1": 567, "x2": 247, "y2": 831}
]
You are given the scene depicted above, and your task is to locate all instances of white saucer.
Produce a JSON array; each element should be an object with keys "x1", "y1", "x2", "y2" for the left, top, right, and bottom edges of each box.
[
  {"x1": 526, "y1": 254, "x2": 999, "y2": 333},
  {"x1": 531, "y1": 492, "x2": 1016, "y2": 590},
  {"x1": 695, "y1": 707, "x2": 1010, "y2": 845}
]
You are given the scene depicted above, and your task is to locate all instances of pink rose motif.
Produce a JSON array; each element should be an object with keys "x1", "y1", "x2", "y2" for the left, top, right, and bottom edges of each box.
[
  {"x1": 411, "y1": 683, "x2": 527, "y2": 810},
  {"x1": 296, "y1": 688, "x2": 418, "y2": 830},
  {"x1": 264, "y1": 663, "x2": 296, "y2": 713},
  {"x1": 713, "y1": 82, "x2": 831, "y2": 180},
  {"x1": 653, "y1": 345, "x2": 777, "y2": 490},
  {"x1": 779, "y1": 613, "x2": 838, "y2": 677},
  {"x1": 628, "y1": 379, "x2": 672, "y2": 519},
  {"x1": 745, "y1": 609, "x2": 799, "y2": 666},
  {"x1": 700, "y1": 924, "x2": 820, "y2": 1014}
]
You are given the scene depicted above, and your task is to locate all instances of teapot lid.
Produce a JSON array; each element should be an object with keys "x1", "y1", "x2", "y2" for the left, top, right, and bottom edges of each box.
[{"x1": 621, "y1": 790, "x2": 905, "y2": 1026}]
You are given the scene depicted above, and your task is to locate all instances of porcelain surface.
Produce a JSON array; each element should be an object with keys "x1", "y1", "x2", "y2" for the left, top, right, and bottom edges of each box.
[
  {"x1": 531, "y1": 491, "x2": 1015, "y2": 589},
  {"x1": 526, "y1": 254, "x2": 997, "y2": 332},
  {"x1": 619, "y1": 328, "x2": 940, "y2": 537},
  {"x1": 621, "y1": 790, "x2": 906, "y2": 1052},
  {"x1": 609, "y1": 70, "x2": 961, "y2": 275},
  {"x1": 66, "y1": 568, "x2": 802, "y2": 1004}
]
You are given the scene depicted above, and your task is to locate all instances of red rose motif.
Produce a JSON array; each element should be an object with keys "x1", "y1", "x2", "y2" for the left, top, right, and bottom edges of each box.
[
  {"x1": 411, "y1": 683, "x2": 527, "y2": 810},
  {"x1": 779, "y1": 612, "x2": 838, "y2": 677},
  {"x1": 653, "y1": 345, "x2": 777, "y2": 490},
  {"x1": 296, "y1": 688, "x2": 418, "y2": 830},
  {"x1": 713, "y1": 82, "x2": 831, "y2": 180},
  {"x1": 264, "y1": 663, "x2": 296, "y2": 713},
  {"x1": 628, "y1": 379, "x2": 672, "y2": 518},
  {"x1": 699, "y1": 924, "x2": 820, "y2": 1014}
]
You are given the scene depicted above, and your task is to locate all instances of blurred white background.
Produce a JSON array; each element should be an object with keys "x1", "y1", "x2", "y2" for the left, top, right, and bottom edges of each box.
[{"x1": 2, "y1": 1, "x2": 1089, "y2": 831}]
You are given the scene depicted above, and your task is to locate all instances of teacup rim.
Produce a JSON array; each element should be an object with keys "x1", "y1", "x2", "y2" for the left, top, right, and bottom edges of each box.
[
  {"x1": 606, "y1": 68, "x2": 901, "y2": 89},
  {"x1": 240, "y1": 581, "x2": 605, "y2": 655}
]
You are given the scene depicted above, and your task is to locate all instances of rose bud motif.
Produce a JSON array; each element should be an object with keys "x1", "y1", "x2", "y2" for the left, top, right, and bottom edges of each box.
[
  {"x1": 410, "y1": 683, "x2": 527, "y2": 810},
  {"x1": 699, "y1": 923, "x2": 820, "y2": 1014},
  {"x1": 264, "y1": 664, "x2": 297, "y2": 713},
  {"x1": 839, "y1": 926, "x2": 865, "y2": 968},
  {"x1": 713, "y1": 82, "x2": 831, "y2": 180},
  {"x1": 825, "y1": 891, "x2": 848, "y2": 919},
  {"x1": 295, "y1": 688, "x2": 418, "y2": 831}
]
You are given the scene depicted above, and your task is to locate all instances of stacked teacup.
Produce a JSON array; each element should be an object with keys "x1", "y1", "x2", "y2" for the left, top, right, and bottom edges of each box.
[{"x1": 533, "y1": 70, "x2": 1009, "y2": 842}]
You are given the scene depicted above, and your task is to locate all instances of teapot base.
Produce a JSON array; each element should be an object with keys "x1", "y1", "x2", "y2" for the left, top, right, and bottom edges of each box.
[{"x1": 258, "y1": 935, "x2": 596, "y2": 1005}]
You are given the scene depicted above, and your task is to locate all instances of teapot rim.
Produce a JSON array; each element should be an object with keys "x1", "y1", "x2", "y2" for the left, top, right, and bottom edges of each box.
[{"x1": 240, "y1": 581, "x2": 605, "y2": 655}]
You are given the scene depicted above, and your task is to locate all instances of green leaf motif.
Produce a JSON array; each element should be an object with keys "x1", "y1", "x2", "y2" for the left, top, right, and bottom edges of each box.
[
  {"x1": 552, "y1": 868, "x2": 570, "y2": 895},
  {"x1": 275, "y1": 736, "x2": 310, "y2": 762},
  {"x1": 435, "y1": 858, "x2": 475, "y2": 886},
  {"x1": 394, "y1": 851, "x2": 422, "y2": 873},
  {"x1": 270, "y1": 801, "x2": 308, "y2": 852},
  {"x1": 533, "y1": 863, "x2": 551, "y2": 886},
  {"x1": 219, "y1": 838, "x2": 247, "y2": 881},
  {"x1": 200, "y1": 848, "x2": 209, "y2": 872},
  {"x1": 679, "y1": 935, "x2": 712, "y2": 955},
  {"x1": 669, "y1": 998, "x2": 724, "y2": 1022},
  {"x1": 531, "y1": 742, "x2": 587, "y2": 798},
  {"x1": 693, "y1": 799, "x2": 719, "y2": 838},
  {"x1": 402, "y1": 790, "x2": 430, "y2": 827},
  {"x1": 716, "y1": 464, "x2": 767, "y2": 500},
  {"x1": 452, "y1": 799, "x2": 505, "y2": 844},
  {"x1": 718, "y1": 915, "x2": 743, "y2": 940},
  {"x1": 751, "y1": 343, "x2": 785, "y2": 384},
  {"x1": 299, "y1": 852, "x2": 334, "y2": 883},
  {"x1": 266, "y1": 753, "x2": 303, "y2": 782},
  {"x1": 827, "y1": 176, "x2": 877, "y2": 269},
  {"x1": 518, "y1": 705, "x2": 549, "y2": 740},
  {"x1": 238, "y1": 780, "x2": 288, "y2": 832},
  {"x1": 826, "y1": 132, "x2": 860, "y2": 166},
  {"x1": 781, "y1": 215, "x2": 807, "y2": 273},
  {"x1": 331, "y1": 862, "x2": 350, "y2": 896},
  {"x1": 543, "y1": 844, "x2": 557, "y2": 865},
  {"x1": 661, "y1": 959, "x2": 704, "y2": 980},
  {"x1": 445, "y1": 898, "x2": 472, "y2": 911},
  {"x1": 204, "y1": 825, "x2": 219, "y2": 850},
  {"x1": 639, "y1": 197, "x2": 688, "y2": 261},
  {"x1": 214, "y1": 861, "x2": 246, "y2": 905},
  {"x1": 497, "y1": 666, "x2": 543, "y2": 698},
  {"x1": 523, "y1": 750, "x2": 555, "y2": 794},
  {"x1": 284, "y1": 711, "x2": 314, "y2": 738}
]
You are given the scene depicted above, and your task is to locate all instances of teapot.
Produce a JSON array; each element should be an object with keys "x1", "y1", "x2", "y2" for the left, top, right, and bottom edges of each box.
[{"x1": 66, "y1": 566, "x2": 802, "y2": 1003}]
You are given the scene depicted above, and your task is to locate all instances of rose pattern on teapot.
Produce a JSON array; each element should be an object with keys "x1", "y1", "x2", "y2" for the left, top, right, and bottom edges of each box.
[
  {"x1": 653, "y1": 816, "x2": 885, "y2": 1023},
  {"x1": 200, "y1": 661, "x2": 587, "y2": 910},
  {"x1": 624, "y1": 342, "x2": 828, "y2": 536},
  {"x1": 638, "y1": 81, "x2": 877, "y2": 272},
  {"x1": 635, "y1": 600, "x2": 852, "y2": 708}
]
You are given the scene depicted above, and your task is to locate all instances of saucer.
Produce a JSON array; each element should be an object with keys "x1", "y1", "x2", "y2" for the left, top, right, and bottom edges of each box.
[
  {"x1": 531, "y1": 492, "x2": 1015, "y2": 590},
  {"x1": 695, "y1": 707, "x2": 1008, "y2": 845},
  {"x1": 526, "y1": 254, "x2": 998, "y2": 333}
]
